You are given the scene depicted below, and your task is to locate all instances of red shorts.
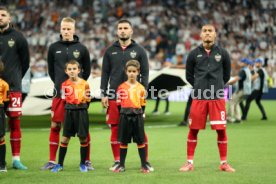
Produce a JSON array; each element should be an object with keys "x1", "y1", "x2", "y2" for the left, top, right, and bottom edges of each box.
[
  {"x1": 6, "y1": 91, "x2": 22, "y2": 118},
  {"x1": 106, "y1": 100, "x2": 119, "y2": 125},
  {"x1": 189, "y1": 99, "x2": 227, "y2": 130},
  {"x1": 51, "y1": 97, "x2": 66, "y2": 122}
]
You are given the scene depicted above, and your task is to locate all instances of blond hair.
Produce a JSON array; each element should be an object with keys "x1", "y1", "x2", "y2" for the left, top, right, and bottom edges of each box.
[{"x1": 61, "y1": 17, "x2": 75, "y2": 24}]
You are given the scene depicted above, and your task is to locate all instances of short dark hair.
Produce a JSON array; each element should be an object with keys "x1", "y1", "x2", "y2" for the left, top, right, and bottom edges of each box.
[
  {"x1": 125, "y1": 60, "x2": 140, "y2": 70},
  {"x1": 117, "y1": 19, "x2": 132, "y2": 28},
  {"x1": 0, "y1": 6, "x2": 10, "y2": 15},
  {"x1": 65, "y1": 60, "x2": 80, "y2": 69},
  {"x1": 201, "y1": 24, "x2": 217, "y2": 32}
]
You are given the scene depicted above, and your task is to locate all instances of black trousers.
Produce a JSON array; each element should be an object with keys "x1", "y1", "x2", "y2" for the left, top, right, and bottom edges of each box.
[{"x1": 242, "y1": 90, "x2": 267, "y2": 119}]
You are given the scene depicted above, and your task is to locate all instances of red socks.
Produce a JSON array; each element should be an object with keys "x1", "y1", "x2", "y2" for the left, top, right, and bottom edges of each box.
[
  {"x1": 9, "y1": 118, "x2": 21, "y2": 157},
  {"x1": 111, "y1": 143, "x2": 120, "y2": 161},
  {"x1": 144, "y1": 134, "x2": 148, "y2": 161},
  {"x1": 49, "y1": 126, "x2": 61, "y2": 162},
  {"x1": 216, "y1": 129, "x2": 228, "y2": 162},
  {"x1": 111, "y1": 125, "x2": 120, "y2": 161},
  {"x1": 86, "y1": 132, "x2": 91, "y2": 161},
  {"x1": 187, "y1": 129, "x2": 199, "y2": 161},
  {"x1": 186, "y1": 129, "x2": 228, "y2": 163}
]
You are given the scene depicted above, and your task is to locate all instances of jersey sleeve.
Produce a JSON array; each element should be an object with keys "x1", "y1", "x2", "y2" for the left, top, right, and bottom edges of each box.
[
  {"x1": 186, "y1": 50, "x2": 196, "y2": 86},
  {"x1": 85, "y1": 82, "x2": 91, "y2": 102},
  {"x1": 238, "y1": 70, "x2": 246, "y2": 81},
  {"x1": 139, "y1": 47, "x2": 149, "y2": 89},
  {"x1": 3, "y1": 82, "x2": 10, "y2": 102},
  {"x1": 47, "y1": 44, "x2": 55, "y2": 82},
  {"x1": 81, "y1": 47, "x2": 91, "y2": 80},
  {"x1": 258, "y1": 69, "x2": 264, "y2": 80},
  {"x1": 18, "y1": 33, "x2": 30, "y2": 77},
  {"x1": 140, "y1": 86, "x2": 146, "y2": 107},
  {"x1": 100, "y1": 51, "x2": 111, "y2": 97},
  {"x1": 222, "y1": 49, "x2": 231, "y2": 84}
]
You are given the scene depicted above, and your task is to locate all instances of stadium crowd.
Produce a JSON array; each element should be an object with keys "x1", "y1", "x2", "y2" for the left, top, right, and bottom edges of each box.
[{"x1": 2, "y1": 0, "x2": 276, "y2": 87}]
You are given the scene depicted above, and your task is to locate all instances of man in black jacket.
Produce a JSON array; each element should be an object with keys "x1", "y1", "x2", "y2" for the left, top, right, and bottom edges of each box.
[
  {"x1": 0, "y1": 7, "x2": 29, "y2": 170},
  {"x1": 41, "y1": 17, "x2": 92, "y2": 171},
  {"x1": 101, "y1": 19, "x2": 153, "y2": 171},
  {"x1": 179, "y1": 24, "x2": 235, "y2": 172}
]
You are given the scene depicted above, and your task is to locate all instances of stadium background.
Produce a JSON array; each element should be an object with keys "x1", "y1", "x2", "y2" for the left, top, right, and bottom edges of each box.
[
  {"x1": 2, "y1": 0, "x2": 276, "y2": 87},
  {"x1": 1, "y1": 1, "x2": 276, "y2": 184}
]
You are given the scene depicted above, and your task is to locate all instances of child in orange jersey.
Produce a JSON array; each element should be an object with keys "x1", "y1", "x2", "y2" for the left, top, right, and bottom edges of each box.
[
  {"x1": 113, "y1": 60, "x2": 150, "y2": 174},
  {"x1": 51, "y1": 60, "x2": 91, "y2": 173}
]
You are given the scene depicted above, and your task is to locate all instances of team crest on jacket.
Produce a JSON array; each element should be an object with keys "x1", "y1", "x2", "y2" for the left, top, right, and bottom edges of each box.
[
  {"x1": 73, "y1": 50, "x2": 80, "y2": 58},
  {"x1": 8, "y1": 39, "x2": 15, "y2": 47},
  {"x1": 130, "y1": 50, "x2": 137, "y2": 58},
  {"x1": 214, "y1": 53, "x2": 221, "y2": 62}
]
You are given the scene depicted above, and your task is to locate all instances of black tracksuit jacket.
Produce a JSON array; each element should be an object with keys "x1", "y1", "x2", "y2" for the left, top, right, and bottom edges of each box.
[
  {"x1": 0, "y1": 27, "x2": 30, "y2": 91},
  {"x1": 100, "y1": 40, "x2": 149, "y2": 99},
  {"x1": 47, "y1": 35, "x2": 91, "y2": 97},
  {"x1": 186, "y1": 44, "x2": 231, "y2": 100}
]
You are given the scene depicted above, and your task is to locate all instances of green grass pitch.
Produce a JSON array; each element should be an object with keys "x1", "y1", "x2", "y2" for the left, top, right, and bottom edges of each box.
[{"x1": 1, "y1": 100, "x2": 275, "y2": 184}]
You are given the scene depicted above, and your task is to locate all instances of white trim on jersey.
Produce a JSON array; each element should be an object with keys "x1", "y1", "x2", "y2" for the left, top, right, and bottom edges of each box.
[
  {"x1": 210, "y1": 121, "x2": 226, "y2": 125},
  {"x1": 7, "y1": 107, "x2": 22, "y2": 112}
]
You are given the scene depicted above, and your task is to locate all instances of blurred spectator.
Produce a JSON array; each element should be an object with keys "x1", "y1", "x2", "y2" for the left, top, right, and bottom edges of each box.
[{"x1": 1, "y1": 0, "x2": 275, "y2": 87}]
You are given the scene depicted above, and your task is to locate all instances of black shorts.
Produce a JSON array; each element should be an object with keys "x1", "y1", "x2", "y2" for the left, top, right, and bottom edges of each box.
[
  {"x1": 0, "y1": 107, "x2": 5, "y2": 138},
  {"x1": 63, "y1": 109, "x2": 89, "y2": 138},
  {"x1": 118, "y1": 113, "x2": 145, "y2": 144}
]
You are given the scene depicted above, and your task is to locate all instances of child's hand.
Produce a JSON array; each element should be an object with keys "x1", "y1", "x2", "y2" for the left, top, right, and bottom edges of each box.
[{"x1": 143, "y1": 113, "x2": 146, "y2": 119}]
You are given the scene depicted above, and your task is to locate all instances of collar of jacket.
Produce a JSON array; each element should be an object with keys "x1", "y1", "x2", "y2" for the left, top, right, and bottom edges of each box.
[
  {"x1": 113, "y1": 39, "x2": 136, "y2": 47},
  {"x1": 199, "y1": 44, "x2": 218, "y2": 51},
  {"x1": 59, "y1": 34, "x2": 79, "y2": 43},
  {"x1": 0, "y1": 25, "x2": 13, "y2": 34}
]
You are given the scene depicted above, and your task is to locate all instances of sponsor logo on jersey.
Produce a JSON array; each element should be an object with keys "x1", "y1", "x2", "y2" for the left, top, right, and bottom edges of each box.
[
  {"x1": 8, "y1": 39, "x2": 15, "y2": 47},
  {"x1": 56, "y1": 51, "x2": 62, "y2": 53},
  {"x1": 215, "y1": 54, "x2": 222, "y2": 62},
  {"x1": 73, "y1": 50, "x2": 80, "y2": 58},
  {"x1": 112, "y1": 52, "x2": 117, "y2": 55},
  {"x1": 197, "y1": 54, "x2": 202, "y2": 58},
  {"x1": 130, "y1": 50, "x2": 137, "y2": 58}
]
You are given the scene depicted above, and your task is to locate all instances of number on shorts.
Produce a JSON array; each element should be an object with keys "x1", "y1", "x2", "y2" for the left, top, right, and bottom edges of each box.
[
  {"x1": 221, "y1": 111, "x2": 225, "y2": 121},
  {"x1": 12, "y1": 97, "x2": 21, "y2": 107}
]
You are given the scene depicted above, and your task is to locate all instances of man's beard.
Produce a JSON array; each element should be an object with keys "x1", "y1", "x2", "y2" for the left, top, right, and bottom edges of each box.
[
  {"x1": 204, "y1": 40, "x2": 212, "y2": 44},
  {"x1": 119, "y1": 36, "x2": 130, "y2": 41},
  {"x1": 0, "y1": 23, "x2": 8, "y2": 29}
]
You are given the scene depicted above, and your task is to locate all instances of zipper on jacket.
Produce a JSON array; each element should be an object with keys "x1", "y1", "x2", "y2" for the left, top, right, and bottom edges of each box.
[
  {"x1": 66, "y1": 47, "x2": 69, "y2": 62},
  {"x1": 206, "y1": 50, "x2": 211, "y2": 91}
]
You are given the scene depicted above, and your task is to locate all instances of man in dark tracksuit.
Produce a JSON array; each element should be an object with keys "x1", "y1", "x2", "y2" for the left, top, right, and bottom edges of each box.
[
  {"x1": 180, "y1": 24, "x2": 235, "y2": 172},
  {"x1": 242, "y1": 58, "x2": 268, "y2": 120},
  {"x1": 100, "y1": 19, "x2": 153, "y2": 171},
  {"x1": 0, "y1": 7, "x2": 29, "y2": 170},
  {"x1": 41, "y1": 17, "x2": 92, "y2": 170}
]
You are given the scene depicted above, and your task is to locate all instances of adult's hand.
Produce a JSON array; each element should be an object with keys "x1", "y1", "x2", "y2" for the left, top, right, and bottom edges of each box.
[{"x1": 101, "y1": 96, "x2": 109, "y2": 108}]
